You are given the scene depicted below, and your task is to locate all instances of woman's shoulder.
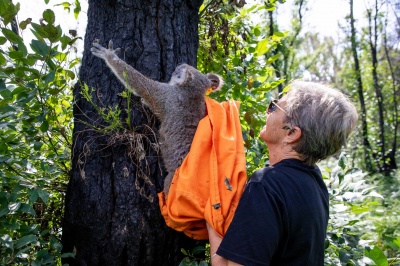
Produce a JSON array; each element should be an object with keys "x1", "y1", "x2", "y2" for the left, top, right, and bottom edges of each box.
[
  {"x1": 248, "y1": 166, "x2": 284, "y2": 187},
  {"x1": 249, "y1": 159, "x2": 320, "y2": 186}
]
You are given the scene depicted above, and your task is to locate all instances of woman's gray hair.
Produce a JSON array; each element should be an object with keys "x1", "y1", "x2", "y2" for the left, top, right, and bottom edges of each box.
[{"x1": 284, "y1": 80, "x2": 358, "y2": 166}]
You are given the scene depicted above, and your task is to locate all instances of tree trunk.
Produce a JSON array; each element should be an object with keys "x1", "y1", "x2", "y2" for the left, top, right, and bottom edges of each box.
[
  {"x1": 62, "y1": 0, "x2": 204, "y2": 265},
  {"x1": 383, "y1": 13, "x2": 398, "y2": 171},
  {"x1": 349, "y1": 0, "x2": 375, "y2": 172},
  {"x1": 367, "y1": 0, "x2": 395, "y2": 174}
]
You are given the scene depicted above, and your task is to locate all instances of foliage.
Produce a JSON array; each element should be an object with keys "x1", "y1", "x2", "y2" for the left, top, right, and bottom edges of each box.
[
  {"x1": 198, "y1": 0, "x2": 286, "y2": 174},
  {"x1": 179, "y1": 245, "x2": 209, "y2": 266},
  {"x1": 0, "y1": 0, "x2": 79, "y2": 264},
  {"x1": 323, "y1": 154, "x2": 400, "y2": 265},
  {"x1": 79, "y1": 83, "x2": 124, "y2": 133}
]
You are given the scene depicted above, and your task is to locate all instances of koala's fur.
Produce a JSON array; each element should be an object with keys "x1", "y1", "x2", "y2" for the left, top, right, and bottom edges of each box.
[{"x1": 91, "y1": 40, "x2": 223, "y2": 194}]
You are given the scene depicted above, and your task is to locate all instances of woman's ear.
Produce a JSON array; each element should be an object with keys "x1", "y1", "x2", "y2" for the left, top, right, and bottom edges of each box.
[{"x1": 284, "y1": 126, "x2": 301, "y2": 144}]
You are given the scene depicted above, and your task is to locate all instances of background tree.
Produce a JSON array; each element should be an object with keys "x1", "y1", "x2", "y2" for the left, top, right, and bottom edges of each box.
[
  {"x1": 353, "y1": 0, "x2": 399, "y2": 174},
  {"x1": 271, "y1": 0, "x2": 307, "y2": 90},
  {"x1": 61, "y1": 0, "x2": 205, "y2": 265},
  {"x1": 349, "y1": 0, "x2": 374, "y2": 172},
  {"x1": 366, "y1": 0, "x2": 391, "y2": 173}
]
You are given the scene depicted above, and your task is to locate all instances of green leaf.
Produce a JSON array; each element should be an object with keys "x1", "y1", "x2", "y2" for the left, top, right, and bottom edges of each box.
[
  {"x1": 30, "y1": 22, "x2": 47, "y2": 41},
  {"x1": 273, "y1": 31, "x2": 285, "y2": 37},
  {"x1": 28, "y1": 189, "x2": 39, "y2": 203},
  {"x1": 50, "y1": 235, "x2": 62, "y2": 252},
  {"x1": 0, "y1": 141, "x2": 8, "y2": 152},
  {"x1": 282, "y1": 84, "x2": 291, "y2": 93},
  {"x1": 266, "y1": 54, "x2": 280, "y2": 64},
  {"x1": 65, "y1": 69, "x2": 76, "y2": 79},
  {"x1": 11, "y1": 86, "x2": 28, "y2": 96},
  {"x1": 179, "y1": 257, "x2": 198, "y2": 266},
  {"x1": 8, "y1": 50, "x2": 24, "y2": 60},
  {"x1": 0, "y1": 0, "x2": 9, "y2": 17},
  {"x1": 0, "y1": 207, "x2": 9, "y2": 217},
  {"x1": 30, "y1": 39, "x2": 51, "y2": 56},
  {"x1": 43, "y1": 9, "x2": 55, "y2": 24},
  {"x1": 253, "y1": 26, "x2": 261, "y2": 36},
  {"x1": 338, "y1": 153, "x2": 347, "y2": 170},
  {"x1": 15, "y1": 234, "x2": 37, "y2": 249},
  {"x1": 55, "y1": 52, "x2": 68, "y2": 61},
  {"x1": 74, "y1": 0, "x2": 81, "y2": 19},
  {"x1": 382, "y1": 236, "x2": 400, "y2": 251},
  {"x1": 60, "y1": 35, "x2": 72, "y2": 50},
  {"x1": 44, "y1": 24, "x2": 60, "y2": 42},
  {"x1": 365, "y1": 246, "x2": 388, "y2": 266},
  {"x1": 61, "y1": 253, "x2": 76, "y2": 258},
  {"x1": 17, "y1": 39, "x2": 28, "y2": 57},
  {"x1": 34, "y1": 142, "x2": 43, "y2": 151},
  {"x1": 40, "y1": 120, "x2": 49, "y2": 132},
  {"x1": 18, "y1": 203, "x2": 36, "y2": 215},
  {"x1": 192, "y1": 246, "x2": 205, "y2": 255},
  {"x1": 55, "y1": 2, "x2": 71, "y2": 11},
  {"x1": 0, "y1": 53, "x2": 6, "y2": 66},
  {"x1": 350, "y1": 204, "x2": 369, "y2": 214},
  {"x1": 255, "y1": 39, "x2": 269, "y2": 56},
  {"x1": 45, "y1": 57, "x2": 57, "y2": 70},
  {"x1": 2, "y1": 2, "x2": 20, "y2": 26},
  {"x1": 38, "y1": 189, "x2": 50, "y2": 204},
  {"x1": 36, "y1": 251, "x2": 56, "y2": 265},
  {"x1": 1, "y1": 28, "x2": 23, "y2": 44},
  {"x1": 19, "y1": 225, "x2": 39, "y2": 237},
  {"x1": 62, "y1": 100, "x2": 71, "y2": 107},
  {"x1": 0, "y1": 36, "x2": 7, "y2": 45},
  {"x1": 394, "y1": 238, "x2": 400, "y2": 249},
  {"x1": 44, "y1": 71, "x2": 56, "y2": 84},
  {"x1": 180, "y1": 248, "x2": 188, "y2": 256}
]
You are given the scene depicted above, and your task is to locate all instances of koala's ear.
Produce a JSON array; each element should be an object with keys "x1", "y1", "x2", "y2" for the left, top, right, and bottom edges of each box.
[
  {"x1": 170, "y1": 65, "x2": 193, "y2": 86},
  {"x1": 207, "y1": 73, "x2": 224, "y2": 92}
]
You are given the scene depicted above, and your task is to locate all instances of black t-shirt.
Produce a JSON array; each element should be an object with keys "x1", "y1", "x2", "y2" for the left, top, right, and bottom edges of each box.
[{"x1": 217, "y1": 159, "x2": 329, "y2": 266}]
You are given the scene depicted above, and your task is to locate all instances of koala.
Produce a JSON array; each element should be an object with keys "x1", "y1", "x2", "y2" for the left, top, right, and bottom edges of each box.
[{"x1": 91, "y1": 40, "x2": 223, "y2": 195}]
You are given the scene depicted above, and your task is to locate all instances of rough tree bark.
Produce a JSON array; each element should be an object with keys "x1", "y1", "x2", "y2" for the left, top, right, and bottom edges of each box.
[{"x1": 62, "y1": 0, "x2": 204, "y2": 265}]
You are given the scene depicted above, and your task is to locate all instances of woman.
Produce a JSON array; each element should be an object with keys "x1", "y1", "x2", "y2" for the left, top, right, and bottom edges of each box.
[{"x1": 207, "y1": 80, "x2": 358, "y2": 266}]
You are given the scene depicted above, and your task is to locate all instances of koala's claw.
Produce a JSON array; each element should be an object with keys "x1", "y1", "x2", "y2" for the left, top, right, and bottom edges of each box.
[
  {"x1": 107, "y1": 40, "x2": 121, "y2": 54},
  {"x1": 91, "y1": 39, "x2": 120, "y2": 59}
]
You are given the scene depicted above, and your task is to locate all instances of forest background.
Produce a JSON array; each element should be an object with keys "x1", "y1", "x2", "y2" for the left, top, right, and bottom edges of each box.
[{"x1": 0, "y1": 0, "x2": 399, "y2": 265}]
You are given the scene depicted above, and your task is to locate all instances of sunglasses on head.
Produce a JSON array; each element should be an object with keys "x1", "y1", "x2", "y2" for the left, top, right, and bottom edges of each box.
[
  {"x1": 267, "y1": 100, "x2": 295, "y2": 132},
  {"x1": 267, "y1": 100, "x2": 288, "y2": 115}
]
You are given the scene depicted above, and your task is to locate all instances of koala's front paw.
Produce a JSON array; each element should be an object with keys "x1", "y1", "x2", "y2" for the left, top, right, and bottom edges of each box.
[{"x1": 90, "y1": 40, "x2": 120, "y2": 60}]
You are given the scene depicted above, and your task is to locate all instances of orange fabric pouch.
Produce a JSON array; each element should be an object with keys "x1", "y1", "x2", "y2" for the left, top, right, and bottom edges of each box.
[{"x1": 158, "y1": 97, "x2": 247, "y2": 240}]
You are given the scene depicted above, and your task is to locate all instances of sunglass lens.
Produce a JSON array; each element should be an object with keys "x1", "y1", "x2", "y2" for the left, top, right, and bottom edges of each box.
[{"x1": 268, "y1": 101, "x2": 277, "y2": 113}]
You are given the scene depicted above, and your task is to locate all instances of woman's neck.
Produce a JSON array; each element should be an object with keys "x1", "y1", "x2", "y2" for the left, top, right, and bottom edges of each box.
[{"x1": 268, "y1": 144, "x2": 302, "y2": 166}]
